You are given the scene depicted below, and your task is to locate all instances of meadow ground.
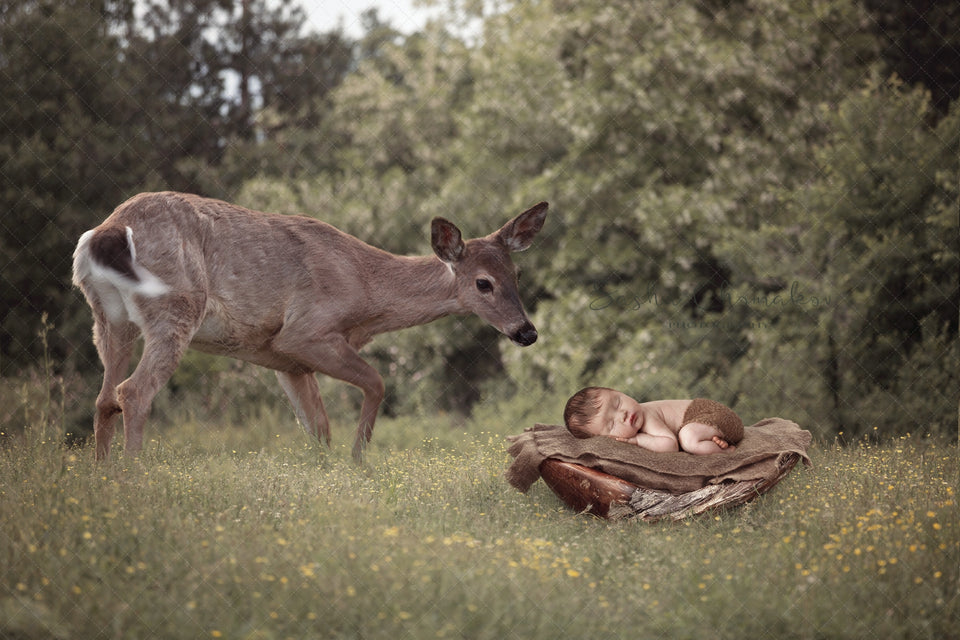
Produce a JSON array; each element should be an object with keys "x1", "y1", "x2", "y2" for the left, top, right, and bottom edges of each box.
[{"x1": 1, "y1": 409, "x2": 956, "y2": 639}]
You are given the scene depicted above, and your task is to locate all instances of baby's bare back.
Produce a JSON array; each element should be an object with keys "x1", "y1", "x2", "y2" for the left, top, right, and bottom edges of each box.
[{"x1": 638, "y1": 399, "x2": 694, "y2": 437}]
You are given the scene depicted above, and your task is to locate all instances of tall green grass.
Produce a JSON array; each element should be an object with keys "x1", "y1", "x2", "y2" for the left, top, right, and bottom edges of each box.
[{"x1": 1, "y1": 411, "x2": 956, "y2": 639}]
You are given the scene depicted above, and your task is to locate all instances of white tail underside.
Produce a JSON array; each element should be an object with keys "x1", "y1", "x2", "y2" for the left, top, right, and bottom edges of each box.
[{"x1": 73, "y1": 226, "x2": 170, "y2": 327}]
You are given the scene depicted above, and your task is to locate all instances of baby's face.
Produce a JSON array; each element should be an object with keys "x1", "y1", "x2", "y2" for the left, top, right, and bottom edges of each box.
[{"x1": 585, "y1": 389, "x2": 644, "y2": 440}]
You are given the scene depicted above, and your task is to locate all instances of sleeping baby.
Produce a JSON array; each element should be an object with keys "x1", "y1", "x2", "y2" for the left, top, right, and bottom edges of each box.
[{"x1": 563, "y1": 387, "x2": 743, "y2": 455}]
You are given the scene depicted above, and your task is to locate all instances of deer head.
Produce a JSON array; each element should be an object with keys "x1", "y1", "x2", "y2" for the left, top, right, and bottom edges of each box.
[{"x1": 431, "y1": 202, "x2": 548, "y2": 346}]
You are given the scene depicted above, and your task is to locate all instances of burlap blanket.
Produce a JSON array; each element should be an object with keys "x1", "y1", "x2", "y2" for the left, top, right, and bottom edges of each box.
[{"x1": 506, "y1": 418, "x2": 812, "y2": 495}]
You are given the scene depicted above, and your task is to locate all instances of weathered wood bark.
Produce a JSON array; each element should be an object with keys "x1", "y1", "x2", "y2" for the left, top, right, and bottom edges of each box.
[
  {"x1": 539, "y1": 459, "x2": 638, "y2": 518},
  {"x1": 539, "y1": 453, "x2": 802, "y2": 521}
]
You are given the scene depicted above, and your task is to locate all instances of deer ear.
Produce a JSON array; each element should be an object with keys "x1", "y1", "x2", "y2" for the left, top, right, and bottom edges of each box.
[
  {"x1": 431, "y1": 217, "x2": 465, "y2": 263},
  {"x1": 497, "y1": 202, "x2": 548, "y2": 252}
]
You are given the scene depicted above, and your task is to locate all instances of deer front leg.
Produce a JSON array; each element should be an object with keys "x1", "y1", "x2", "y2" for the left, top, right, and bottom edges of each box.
[
  {"x1": 351, "y1": 368, "x2": 386, "y2": 463},
  {"x1": 319, "y1": 343, "x2": 384, "y2": 463},
  {"x1": 276, "y1": 371, "x2": 331, "y2": 446},
  {"x1": 274, "y1": 334, "x2": 384, "y2": 463}
]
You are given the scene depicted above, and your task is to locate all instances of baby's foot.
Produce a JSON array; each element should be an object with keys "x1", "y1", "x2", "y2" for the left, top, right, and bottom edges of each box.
[{"x1": 712, "y1": 436, "x2": 732, "y2": 450}]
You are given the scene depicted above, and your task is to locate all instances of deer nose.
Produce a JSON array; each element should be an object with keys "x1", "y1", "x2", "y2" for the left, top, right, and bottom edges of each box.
[{"x1": 511, "y1": 322, "x2": 538, "y2": 346}]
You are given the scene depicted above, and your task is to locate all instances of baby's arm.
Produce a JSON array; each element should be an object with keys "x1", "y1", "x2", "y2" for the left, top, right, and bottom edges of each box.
[{"x1": 616, "y1": 433, "x2": 680, "y2": 452}]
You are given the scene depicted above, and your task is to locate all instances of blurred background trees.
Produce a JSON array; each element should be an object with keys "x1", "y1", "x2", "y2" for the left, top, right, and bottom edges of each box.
[{"x1": 2, "y1": 0, "x2": 956, "y2": 441}]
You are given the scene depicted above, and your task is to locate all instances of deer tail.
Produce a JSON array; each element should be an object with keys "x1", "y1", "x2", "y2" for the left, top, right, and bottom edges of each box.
[{"x1": 73, "y1": 225, "x2": 169, "y2": 297}]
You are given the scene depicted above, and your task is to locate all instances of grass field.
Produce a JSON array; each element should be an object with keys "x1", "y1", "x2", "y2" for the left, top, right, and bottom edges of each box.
[{"x1": 1, "y1": 411, "x2": 957, "y2": 639}]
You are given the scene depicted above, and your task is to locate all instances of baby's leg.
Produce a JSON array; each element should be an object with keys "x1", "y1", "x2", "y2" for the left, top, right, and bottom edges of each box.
[{"x1": 678, "y1": 422, "x2": 735, "y2": 455}]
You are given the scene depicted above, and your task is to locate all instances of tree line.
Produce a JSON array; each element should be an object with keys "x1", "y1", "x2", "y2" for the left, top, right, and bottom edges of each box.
[{"x1": 2, "y1": 0, "x2": 957, "y2": 439}]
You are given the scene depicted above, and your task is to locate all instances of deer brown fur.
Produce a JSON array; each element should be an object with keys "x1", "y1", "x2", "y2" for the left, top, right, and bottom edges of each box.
[{"x1": 72, "y1": 192, "x2": 547, "y2": 461}]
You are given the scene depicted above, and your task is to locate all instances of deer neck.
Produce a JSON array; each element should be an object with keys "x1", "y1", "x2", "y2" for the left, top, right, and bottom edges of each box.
[{"x1": 358, "y1": 253, "x2": 462, "y2": 336}]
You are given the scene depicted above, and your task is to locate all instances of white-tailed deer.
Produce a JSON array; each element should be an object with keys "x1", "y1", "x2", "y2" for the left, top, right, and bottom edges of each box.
[{"x1": 72, "y1": 192, "x2": 547, "y2": 461}]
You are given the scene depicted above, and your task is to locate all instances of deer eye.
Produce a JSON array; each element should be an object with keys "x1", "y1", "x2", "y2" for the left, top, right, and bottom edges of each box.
[{"x1": 476, "y1": 278, "x2": 493, "y2": 293}]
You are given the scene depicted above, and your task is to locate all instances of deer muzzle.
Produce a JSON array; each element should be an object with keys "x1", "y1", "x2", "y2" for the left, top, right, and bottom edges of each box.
[{"x1": 511, "y1": 321, "x2": 538, "y2": 347}]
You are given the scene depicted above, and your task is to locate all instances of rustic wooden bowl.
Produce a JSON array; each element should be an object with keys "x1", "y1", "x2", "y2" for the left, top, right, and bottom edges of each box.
[
  {"x1": 538, "y1": 458, "x2": 638, "y2": 518},
  {"x1": 539, "y1": 453, "x2": 802, "y2": 521}
]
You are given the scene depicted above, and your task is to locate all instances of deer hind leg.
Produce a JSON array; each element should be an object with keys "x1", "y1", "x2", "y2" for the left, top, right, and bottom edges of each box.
[
  {"x1": 276, "y1": 371, "x2": 331, "y2": 446},
  {"x1": 92, "y1": 317, "x2": 140, "y2": 461},
  {"x1": 115, "y1": 299, "x2": 203, "y2": 457}
]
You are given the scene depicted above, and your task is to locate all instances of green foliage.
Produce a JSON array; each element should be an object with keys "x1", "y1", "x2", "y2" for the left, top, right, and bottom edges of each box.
[
  {"x1": 0, "y1": 0, "x2": 146, "y2": 376},
  {"x1": 3, "y1": 0, "x2": 957, "y2": 439},
  {"x1": 863, "y1": 0, "x2": 960, "y2": 114},
  {"x1": 729, "y1": 77, "x2": 959, "y2": 436}
]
